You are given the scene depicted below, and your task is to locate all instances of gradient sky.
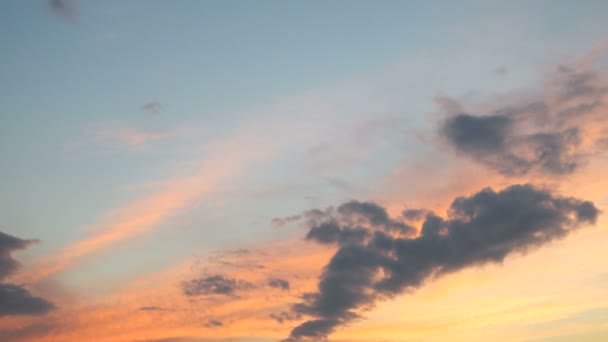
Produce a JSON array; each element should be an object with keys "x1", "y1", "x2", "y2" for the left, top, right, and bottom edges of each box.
[{"x1": 1, "y1": 1, "x2": 608, "y2": 341}]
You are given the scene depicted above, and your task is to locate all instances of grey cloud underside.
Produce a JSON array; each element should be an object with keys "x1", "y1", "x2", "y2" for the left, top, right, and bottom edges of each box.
[
  {"x1": 280, "y1": 184, "x2": 598, "y2": 341},
  {"x1": 268, "y1": 278, "x2": 290, "y2": 291},
  {"x1": 0, "y1": 231, "x2": 55, "y2": 316},
  {"x1": 440, "y1": 66, "x2": 608, "y2": 176},
  {"x1": 0, "y1": 284, "x2": 56, "y2": 316},
  {"x1": 181, "y1": 275, "x2": 254, "y2": 297},
  {"x1": 297, "y1": 201, "x2": 417, "y2": 247}
]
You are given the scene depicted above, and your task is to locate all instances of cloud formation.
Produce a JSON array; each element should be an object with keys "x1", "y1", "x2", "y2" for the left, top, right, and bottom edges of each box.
[
  {"x1": 181, "y1": 275, "x2": 254, "y2": 297},
  {"x1": 439, "y1": 63, "x2": 608, "y2": 176},
  {"x1": 0, "y1": 231, "x2": 55, "y2": 316},
  {"x1": 280, "y1": 184, "x2": 598, "y2": 341}
]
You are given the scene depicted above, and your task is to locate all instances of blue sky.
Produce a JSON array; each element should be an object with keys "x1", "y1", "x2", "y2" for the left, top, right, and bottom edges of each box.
[{"x1": 1, "y1": 1, "x2": 608, "y2": 341}]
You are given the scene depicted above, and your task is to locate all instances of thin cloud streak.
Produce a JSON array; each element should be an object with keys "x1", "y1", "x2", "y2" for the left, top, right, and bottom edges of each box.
[{"x1": 20, "y1": 127, "x2": 282, "y2": 283}]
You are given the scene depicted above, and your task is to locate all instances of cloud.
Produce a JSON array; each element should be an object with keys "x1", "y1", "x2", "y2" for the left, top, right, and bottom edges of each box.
[
  {"x1": 49, "y1": 0, "x2": 76, "y2": 22},
  {"x1": 271, "y1": 311, "x2": 301, "y2": 324},
  {"x1": 272, "y1": 215, "x2": 302, "y2": 228},
  {"x1": 22, "y1": 126, "x2": 282, "y2": 284},
  {"x1": 204, "y1": 320, "x2": 224, "y2": 328},
  {"x1": 0, "y1": 231, "x2": 55, "y2": 316},
  {"x1": 402, "y1": 208, "x2": 432, "y2": 221},
  {"x1": 268, "y1": 278, "x2": 290, "y2": 291},
  {"x1": 439, "y1": 62, "x2": 608, "y2": 176},
  {"x1": 280, "y1": 184, "x2": 599, "y2": 341},
  {"x1": 142, "y1": 102, "x2": 163, "y2": 114},
  {"x1": 288, "y1": 200, "x2": 416, "y2": 247},
  {"x1": 139, "y1": 306, "x2": 175, "y2": 312},
  {"x1": 181, "y1": 275, "x2": 254, "y2": 297},
  {"x1": 0, "y1": 284, "x2": 56, "y2": 317}
]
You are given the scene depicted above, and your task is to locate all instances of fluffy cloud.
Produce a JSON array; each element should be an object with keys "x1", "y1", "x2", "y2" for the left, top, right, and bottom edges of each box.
[{"x1": 280, "y1": 184, "x2": 598, "y2": 341}]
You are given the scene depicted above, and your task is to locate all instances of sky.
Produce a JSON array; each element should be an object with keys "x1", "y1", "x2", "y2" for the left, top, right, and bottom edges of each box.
[{"x1": 1, "y1": 1, "x2": 608, "y2": 341}]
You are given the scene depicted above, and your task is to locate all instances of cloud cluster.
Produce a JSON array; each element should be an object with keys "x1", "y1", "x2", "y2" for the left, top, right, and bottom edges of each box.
[
  {"x1": 0, "y1": 231, "x2": 55, "y2": 316},
  {"x1": 439, "y1": 64, "x2": 608, "y2": 176},
  {"x1": 181, "y1": 275, "x2": 254, "y2": 297},
  {"x1": 280, "y1": 184, "x2": 598, "y2": 341}
]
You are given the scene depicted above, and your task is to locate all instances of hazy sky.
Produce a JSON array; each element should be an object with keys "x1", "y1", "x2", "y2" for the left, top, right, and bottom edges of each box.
[{"x1": 1, "y1": 1, "x2": 608, "y2": 341}]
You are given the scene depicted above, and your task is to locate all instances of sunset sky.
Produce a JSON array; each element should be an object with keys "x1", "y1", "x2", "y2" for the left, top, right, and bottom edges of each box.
[{"x1": 2, "y1": 1, "x2": 608, "y2": 341}]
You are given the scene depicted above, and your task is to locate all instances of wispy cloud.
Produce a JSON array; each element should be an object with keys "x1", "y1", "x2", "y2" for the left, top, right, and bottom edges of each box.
[
  {"x1": 96, "y1": 126, "x2": 173, "y2": 146},
  {"x1": 21, "y1": 125, "x2": 283, "y2": 283}
]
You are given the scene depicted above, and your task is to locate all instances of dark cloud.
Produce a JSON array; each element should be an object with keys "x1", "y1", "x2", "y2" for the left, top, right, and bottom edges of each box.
[
  {"x1": 402, "y1": 208, "x2": 431, "y2": 221},
  {"x1": 0, "y1": 284, "x2": 56, "y2": 316},
  {"x1": 142, "y1": 102, "x2": 163, "y2": 114},
  {"x1": 181, "y1": 275, "x2": 254, "y2": 297},
  {"x1": 272, "y1": 215, "x2": 302, "y2": 228},
  {"x1": 268, "y1": 278, "x2": 290, "y2": 291},
  {"x1": 306, "y1": 221, "x2": 369, "y2": 246},
  {"x1": 298, "y1": 201, "x2": 416, "y2": 247},
  {"x1": 49, "y1": 0, "x2": 76, "y2": 22},
  {"x1": 0, "y1": 231, "x2": 55, "y2": 317},
  {"x1": 439, "y1": 65, "x2": 608, "y2": 176},
  {"x1": 270, "y1": 311, "x2": 300, "y2": 324},
  {"x1": 280, "y1": 184, "x2": 599, "y2": 341},
  {"x1": 1, "y1": 231, "x2": 36, "y2": 280},
  {"x1": 139, "y1": 306, "x2": 174, "y2": 312},
  {"x1": 204, "y1": 320, "x2": 224, "y2": 327}
]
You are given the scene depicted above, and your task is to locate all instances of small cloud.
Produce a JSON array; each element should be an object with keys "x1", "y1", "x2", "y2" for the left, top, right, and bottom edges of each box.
[
  {"x1": 268, "y1": 278, "x2": 290, "y2": 291},
  {"x1": 271, "y1": 215, "x2": 301, "y2": 228},
  {"x1": 49, "y1": 0, "x2": 76, "y2": 22},
  {"x1": 204, "y1": 320, "x2": 223, "y2": 327},
  {"x1": 138, "y1": 306, "x2": 174, "y2": 312},
  {"x1": 181, "y1": 275, "x2": 254, "y2": 297},
  {"x1": 142, "y1": 102, "x2": 163, "y2": 114}
]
